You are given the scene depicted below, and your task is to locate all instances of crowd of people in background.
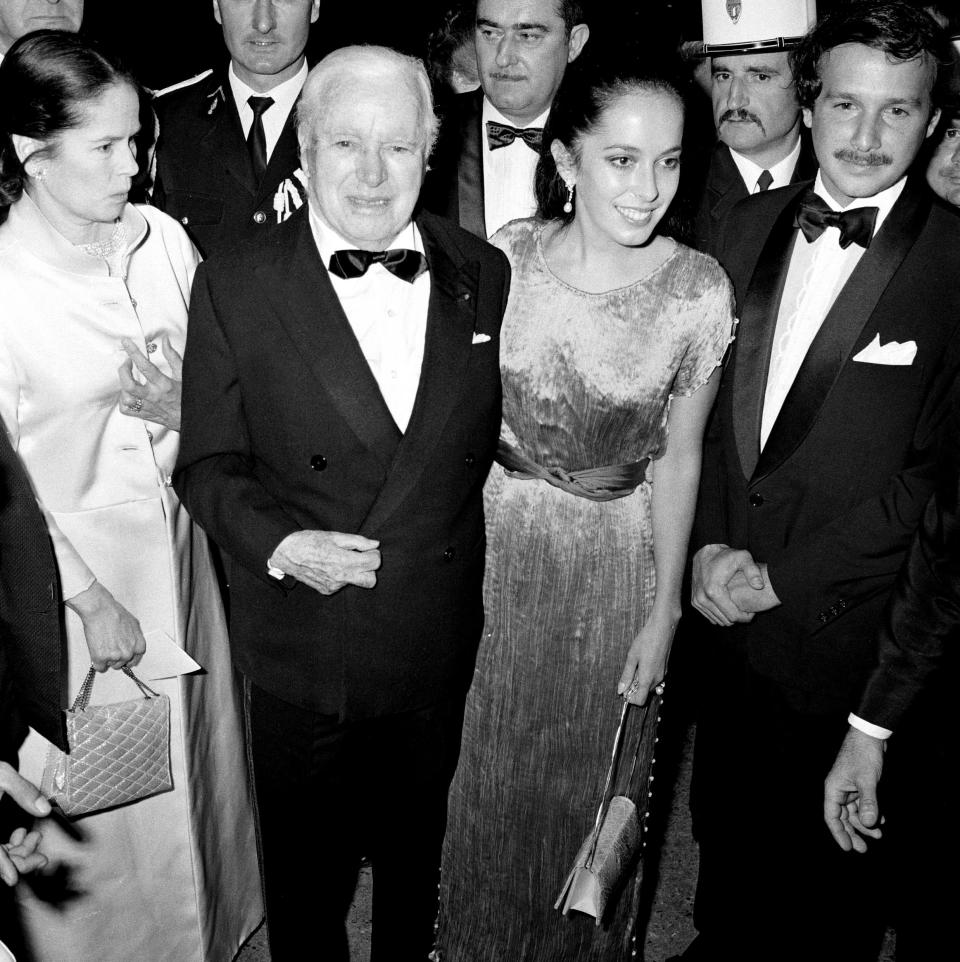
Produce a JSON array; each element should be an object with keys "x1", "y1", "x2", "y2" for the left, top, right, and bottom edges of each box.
[{"x1": 0, "y1": 2, "x2": 958, "y2": 962}]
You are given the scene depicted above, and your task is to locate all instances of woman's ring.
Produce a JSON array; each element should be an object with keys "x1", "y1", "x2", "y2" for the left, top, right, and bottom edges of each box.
[
  {"x1": 133, "y1": 397, "x2": 143, "y2": 413},
  {"x1": 654, "y1": 682, "x2": 666, "y2": 697}
]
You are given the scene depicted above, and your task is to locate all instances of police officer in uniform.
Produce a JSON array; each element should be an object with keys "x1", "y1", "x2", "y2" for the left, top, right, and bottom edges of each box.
[{"x1": 152, "y1": 0, "x2": 319, "y2": 258}]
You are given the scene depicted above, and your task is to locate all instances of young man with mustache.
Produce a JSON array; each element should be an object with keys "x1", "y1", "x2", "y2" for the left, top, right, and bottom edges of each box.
[
  {"x1": 692, "y1": 0, "x2": 818, "y2": 253},
  {"x1": 678, "y1": 3, "x2": 960, "y2": 960}
]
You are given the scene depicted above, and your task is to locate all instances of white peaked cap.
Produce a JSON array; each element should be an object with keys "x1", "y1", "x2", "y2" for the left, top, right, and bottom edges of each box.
[{"x1": 701, "y1": 0, "x2": 817, "y2": 55}]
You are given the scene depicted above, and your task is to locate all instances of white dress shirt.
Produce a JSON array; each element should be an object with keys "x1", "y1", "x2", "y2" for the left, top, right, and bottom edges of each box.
[
  {"x1": 308, "y1": 209, "x2": 431, "y2": 433},
  {"x1": 481, "y1": 98, "x2": 547, "y2": 237},
  {"x1": 228, "y1": 60, "x2": 308, "y2": 163},
  {"x1": 730, "y1": 136, "x2": 803, "y2": 194}
]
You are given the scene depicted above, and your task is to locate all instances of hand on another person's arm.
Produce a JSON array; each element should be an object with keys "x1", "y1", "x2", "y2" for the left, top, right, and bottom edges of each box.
[
  {"x1": 0, "y1": 762, "x2": 51, "y2": 885},
  {"x1": 268, "y1": 531, "x2": 382, "y2": 595},
  {"x1": 118, "y1": 335, "x2": 183, "y2": 431},
  {"x1": 66, "y1": 581, "x2": 146, "y2": 672}
]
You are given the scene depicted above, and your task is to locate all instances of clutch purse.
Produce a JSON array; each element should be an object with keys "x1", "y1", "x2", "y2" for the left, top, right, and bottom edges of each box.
[
  {"x1": 555, "y1": 694, "x2": 661, "y2": 924},
  {"x1": 41, "y1": 666, "x2": 173, "y2": 818}
]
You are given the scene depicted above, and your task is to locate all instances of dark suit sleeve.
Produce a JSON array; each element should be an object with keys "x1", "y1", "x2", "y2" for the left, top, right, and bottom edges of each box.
[
  {"x1": 855, "y1": 398, "x2": 960, "y2": 730},
  {"x1": 173, "y1": 263, "x2": 302, "y2": 585}
]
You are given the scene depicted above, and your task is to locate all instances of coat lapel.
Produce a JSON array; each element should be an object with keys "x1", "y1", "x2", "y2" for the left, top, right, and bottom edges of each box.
[
  {"x1": 256, "y1": 109, "x2": 302, "y2": 207},
  {"x1": 754, "y1": 178, "x2": 931, "y2": 480},
  {"x1": 732, "y1": 197, "x2": 801, "y2": 480},
  {"x1": 359, "y1": 216, "x2": 480, "y2": 534},
  {"x1": 259, "y1": 213, "x2": 402, "y2": 469},
  {"x1": 199, "y1": 77, "x2": 257, "y2": 197},
  {"x1": 457, "y1": 91, "x2": 487, "y2": 239}
]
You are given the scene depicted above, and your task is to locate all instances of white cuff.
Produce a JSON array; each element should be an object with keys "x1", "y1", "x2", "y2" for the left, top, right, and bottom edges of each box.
[
  {"x1": 267, "y1": 563, "x2": 285, "y2": 581},
  {"x1": 848, "y1": 713, "x2": 892, "y2": 740}
]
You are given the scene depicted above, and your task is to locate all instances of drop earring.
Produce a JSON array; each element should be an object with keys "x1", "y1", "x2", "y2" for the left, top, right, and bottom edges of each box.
[{"x1": 563, "y1": 182, "x2": 575, "y2": 214}]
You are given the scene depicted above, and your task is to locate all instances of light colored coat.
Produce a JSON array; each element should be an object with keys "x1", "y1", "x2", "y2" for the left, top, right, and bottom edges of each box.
[{"x1": 0, "y1": 195, "x2": 262, "y2": 962}]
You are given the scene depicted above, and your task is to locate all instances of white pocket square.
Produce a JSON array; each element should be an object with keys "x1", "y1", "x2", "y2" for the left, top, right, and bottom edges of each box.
[
  {"x1": 472, "y1": 332, "x2": 491, "y2": 345},
  {"x1": 852, "y1": 334, "x2": 917, "y2": 366}
]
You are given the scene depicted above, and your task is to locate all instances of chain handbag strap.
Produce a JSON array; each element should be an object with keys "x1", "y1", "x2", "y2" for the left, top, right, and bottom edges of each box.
[{"x1": 71, "y1": 666, "x2": 160, "y2": 712}]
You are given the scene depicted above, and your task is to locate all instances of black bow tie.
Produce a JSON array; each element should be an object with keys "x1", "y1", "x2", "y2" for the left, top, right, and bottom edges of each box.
[
  {"x1": 795, "y1": 191, "x2": 879, "y2": 250},
  {"x1": 486, "y1": 120, "x2": 543, "y2": 152},
  {"x1": 327, "y1": 248, "x2": 427, "y2": 283}
]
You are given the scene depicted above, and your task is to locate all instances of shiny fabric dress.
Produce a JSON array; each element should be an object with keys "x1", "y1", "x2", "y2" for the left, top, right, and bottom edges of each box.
[
  {"x1": 0, "y1": 196, "x2": 262, "y2": 962},
  {"x1": 437, "y1": 219, "x2": 734, "y2": 961}
]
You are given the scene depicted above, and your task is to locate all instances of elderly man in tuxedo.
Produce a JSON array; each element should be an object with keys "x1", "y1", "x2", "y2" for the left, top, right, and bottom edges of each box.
[
  {"x1": 421, "y1": 0, "x2": 588, "y2": 238},
  {"x1": 681, "y1": 4, "x2": 960, "y2": 961},
  {"x1": 153, "y1": 0, "x2": 320, "y2": 257},
  {"x1": 174, "y1": 44, "x2": 509, "y2": 962}
]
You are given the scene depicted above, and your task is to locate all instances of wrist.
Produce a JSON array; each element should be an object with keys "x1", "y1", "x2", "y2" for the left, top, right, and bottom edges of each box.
[{"x1": 64, "y1": 580, "x2": 109, "y2": 618}]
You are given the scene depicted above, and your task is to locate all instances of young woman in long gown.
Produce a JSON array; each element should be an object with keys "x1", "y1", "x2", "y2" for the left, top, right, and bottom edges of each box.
[{"x1": 437, "y1": 56, "x2": 736, "y2": 961}]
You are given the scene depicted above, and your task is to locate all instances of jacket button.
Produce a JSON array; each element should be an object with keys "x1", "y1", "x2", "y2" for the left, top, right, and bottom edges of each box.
[
  {"x1": 818, "y1": 611, "x2": 829, "y2": 624},
  {"x1": 443, "y1": 547, "x2": 455, "y2": 562},
  {"x1": 749, "y1": 493, "x2": 764, "y2": 507},
  {"x1": 465, "y1": 453, "x2": 476, "y2": 467},
  {"x1": 310, "y1": 455, "x2": 327, "y2": 471},
  {"x1": 180, "y1": 216, "x2": 189, "y2": 226},
  {"x1": 253, "y1": 210, "x2": 267, "y2": 224}
]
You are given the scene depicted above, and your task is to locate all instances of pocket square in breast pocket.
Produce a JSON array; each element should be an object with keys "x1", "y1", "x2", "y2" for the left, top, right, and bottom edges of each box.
[
  {"x1": 472, "y1": 333, "x2": 491, "y2": 345},
  {"x1": 852, "y1": 333, "x2": 917, "y2": 366}
]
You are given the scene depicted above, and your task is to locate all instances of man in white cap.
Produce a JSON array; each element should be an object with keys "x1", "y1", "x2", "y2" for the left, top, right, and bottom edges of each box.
[{"x1": 692, "y1": 0, "x2": 818, "y2": 252}]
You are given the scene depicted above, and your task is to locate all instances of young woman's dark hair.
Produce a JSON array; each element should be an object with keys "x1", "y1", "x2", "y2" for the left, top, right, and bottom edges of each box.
[
  {"x1": 790, "y1": 0, "x2": 954, "y2": 112},
  {"x1": 534, "y1": 51, "x2": 697, "y2": 241},
  {"x1": 0, "y1": 30, "x2": 140, "y2": 216}
]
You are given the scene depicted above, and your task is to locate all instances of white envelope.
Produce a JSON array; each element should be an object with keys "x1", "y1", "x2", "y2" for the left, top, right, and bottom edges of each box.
[
  {"x1": 852, "y1": 333, "x2": 917, "y2": 366},
  {"x1": 138, "y1": 629, "x2": 202, "y2": 680},
  {"x1": 472, "y1": 332, "x2": 491, "y2": 345}
]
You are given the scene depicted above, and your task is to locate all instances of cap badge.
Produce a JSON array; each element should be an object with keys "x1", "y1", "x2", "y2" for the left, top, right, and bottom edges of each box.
[{"x1": 726, "y1": 1, "x2": 742, "y2": 24}]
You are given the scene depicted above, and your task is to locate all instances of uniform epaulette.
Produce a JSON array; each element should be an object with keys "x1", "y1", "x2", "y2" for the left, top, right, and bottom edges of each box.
[{"x1": 152, "y1": 68, "x2": 214, "y2": 100}]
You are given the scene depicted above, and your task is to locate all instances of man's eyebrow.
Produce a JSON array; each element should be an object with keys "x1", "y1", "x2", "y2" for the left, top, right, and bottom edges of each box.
[{"x1": 476, "y1": 17, "x2": 551, "y2": 31}]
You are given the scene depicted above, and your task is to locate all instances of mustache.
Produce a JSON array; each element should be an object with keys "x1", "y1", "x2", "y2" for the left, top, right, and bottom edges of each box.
[
  {"x1": 719, "y1": 109, "x2": 765, "y2": 133},
  {"x1": 833, "y1": 148, "x2": 892, "y2": 167}
]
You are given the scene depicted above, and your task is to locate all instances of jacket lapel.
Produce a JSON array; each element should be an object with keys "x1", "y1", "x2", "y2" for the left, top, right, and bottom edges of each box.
[
  {"x1": 259, "y1": 213, "x2": 402, "y2": 469},
  {"x1": 754, "y1": 178, "x2": 931, "y2": 480},
  {"x1": 199, "y1": 76, "x2": 257, "y2": 197},
  {"x1": 457, "y1": 91, "x2": 487, "y2": 239},
  {"x1": 732, "y1": 195, "x2": 801, "y2": 480},
  {"x1": 360, "y1": 215, "x2": 480, "y2": 534},
  {"x1": 256, "y1": 109, "x2": 302, "y2": 207}
]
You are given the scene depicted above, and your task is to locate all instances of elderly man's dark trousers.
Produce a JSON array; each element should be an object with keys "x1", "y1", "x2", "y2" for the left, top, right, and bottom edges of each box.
[{"x1": 246, "y1": 681, "x2": 467, "y2": 962}]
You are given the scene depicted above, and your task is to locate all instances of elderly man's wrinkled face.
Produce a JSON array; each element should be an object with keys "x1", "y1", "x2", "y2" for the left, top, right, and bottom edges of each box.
[
  {"x1": 213, "y1": 0, "x2": 319, "y2": 93},
  {"x1": 302, "y1": 65, "x2": 429, "y2": 251},
  {"x1": 0, "y1": 0, "x2": 84, "y2": 51},
  {"x1": 926, "y1": 115, "x2": 960, "y2": 207}
]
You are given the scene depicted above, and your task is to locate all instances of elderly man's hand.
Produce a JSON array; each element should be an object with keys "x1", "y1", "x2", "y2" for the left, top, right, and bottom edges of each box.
[
  {"x1": 0, "y1": 761, "x2": 51, "y2": 886},
  {"x1": 824, "y1": 727, "x2": 885, "y2": 854},
  {"x1": 269, "y1": 531, "x2": 381, "y2": 595},
  {"x1": 691, "y1": 544, "x2": 767, "y2": 626}
]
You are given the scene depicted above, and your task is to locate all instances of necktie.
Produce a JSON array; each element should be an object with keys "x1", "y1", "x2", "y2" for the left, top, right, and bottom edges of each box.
[
  {"x1": 756, "y1": 169, "x2": 773, "y2": 192},
  {"x1": 247, "y1": 96, "x2": 274, "y2": 181},
  {"x1": 486, "y1": 120, "x2": 543, "y2": 152},
  {"x1": 328, "y1": 248, "x2": 427, "y2": 283},
  {"x1": 795, "y1": 190, "x2": 879, "y2": 250}
]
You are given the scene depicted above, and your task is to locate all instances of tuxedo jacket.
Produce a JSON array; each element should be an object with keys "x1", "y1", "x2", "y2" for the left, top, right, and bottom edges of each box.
[
  {"x1": 174, "y1": 209, "x2": 509, "y2": 719},
  {"x1": 153, "y1": 67, "x2": 306, "y2": 259},
  {"x1": 695, "y1": 179, "x2": 960, "y2": 713},
  {"x1": 0, "y1": 428, "x2": 66, "y2": 753},
  {"x1": 692, "y1": 137, "x2": 817, "y2": 256},
  {"x1": 421, "y1": 89, "x2": 493, "y2": 239}
]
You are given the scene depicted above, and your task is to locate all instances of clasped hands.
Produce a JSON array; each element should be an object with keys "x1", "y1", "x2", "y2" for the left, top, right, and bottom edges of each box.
[
  {"x1": 691, "y1": 544, "x2": 781, "y2": 626},
  {"x1": 269, "y1": 530, "x2": 382, "y2": 595}
]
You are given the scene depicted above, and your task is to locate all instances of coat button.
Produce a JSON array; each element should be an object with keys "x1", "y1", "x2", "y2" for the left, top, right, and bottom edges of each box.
[
  {"x1": 443, "y1": 547, "x2": 455, "y2": 562},
  {"x1": 749, "y1": 493, "x2": 764, "y2": 507},
  {"x1": 465, "y1": 453, "x2": 476, "y2": 467},
  {"x1": 180, "y1": 216, "x2": 190, "y2": 226},
  {"x1": 310, "y1": 455, "x2": 327, "y2": 472},
  {"x1": 253, "y1": 210, "x2": 267, "y2": 224},
  {"x1": 146, "y1": 342, "x2": 157, "y2": 354}
]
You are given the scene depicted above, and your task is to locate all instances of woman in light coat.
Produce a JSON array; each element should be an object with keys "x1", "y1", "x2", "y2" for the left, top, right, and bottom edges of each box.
[{"x1": 0, "y1": 32, "x2": 261, "y2": 961}]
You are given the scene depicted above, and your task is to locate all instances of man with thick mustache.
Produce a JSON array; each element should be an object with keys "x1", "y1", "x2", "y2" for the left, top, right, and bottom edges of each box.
[
  {"x1": 692, "y1": 0, "x2": 818, "y2": 253},
  {"x1": 153, "y1": 0, "x2": 319, "y2": 257},
  {"x1": 680, "y1": 4, "x2": 960, "y2": 960},
  {"x1": 421, "y1": 0, "x2": 588, "y2": 239}
]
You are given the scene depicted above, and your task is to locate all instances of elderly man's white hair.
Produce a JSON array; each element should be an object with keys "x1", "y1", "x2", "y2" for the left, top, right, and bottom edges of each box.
[{"x1": 297, "y1": 45, "x2": 439, "y2": 157}]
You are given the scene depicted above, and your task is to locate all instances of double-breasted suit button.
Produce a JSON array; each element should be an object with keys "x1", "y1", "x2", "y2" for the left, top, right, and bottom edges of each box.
[
  {"x1": 310, "y1": 455, "x2": 327, "y2": 472},
  {"x1": 465, "y1": 453, "x2": 476, "y2": 467},
  {"x1": 749, "y1": 493, "x2": 764, "y2": 507},
  {"x1": 443, "y1": 547, "x2": 455, "y2": 562},
  {"x1": 252, "y1": 210, "x2": 267, "y2": 224}
]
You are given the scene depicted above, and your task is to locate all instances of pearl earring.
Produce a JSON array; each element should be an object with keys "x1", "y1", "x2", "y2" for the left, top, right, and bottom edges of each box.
[{"x1": 563, "y1": 182, "x2": 575, "y2": 214}]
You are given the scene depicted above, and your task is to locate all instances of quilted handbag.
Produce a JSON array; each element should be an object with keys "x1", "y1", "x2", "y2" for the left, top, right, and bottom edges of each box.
[
  {"x1": 555, "y1": 693, "x2": 661, "y2": 924},
  {"x1": 41, "y1": 666, "x2": 172, "y2": 818}
]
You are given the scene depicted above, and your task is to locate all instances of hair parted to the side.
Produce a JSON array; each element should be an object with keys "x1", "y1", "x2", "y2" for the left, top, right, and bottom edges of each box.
[
  {"x1": 534, "y1": 52, "x2": 690, "y2": 235},
  {"x1": 555, "y1": 0, "x2": 587, "y2": 34},
  {"x1": 297, "y1": 45, "x2": 439, "y2": 157},
  {"x1": 0, "y1": 30, "x2": 139, "y2": 216},
  {"x1": 790, "y1": 0, "x2": 953, "y2": 112}
]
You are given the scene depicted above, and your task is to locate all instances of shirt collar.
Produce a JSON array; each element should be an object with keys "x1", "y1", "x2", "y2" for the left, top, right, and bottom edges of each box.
[
  {"x1": 307, "y1": 204, "x2": 422, "y2": 270},
  {"x1": 729, "y1": 136, "x2": 802, "y2": 192},
  {"x1": 812, "y1": 170, "x2": 906, "y2": 236},
  {"x1": 228, "y1": 59, "x2": 308, "y2": 116},
  {"x1": 481, "y1": 97, "x2": 550, "y2": 132}
]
